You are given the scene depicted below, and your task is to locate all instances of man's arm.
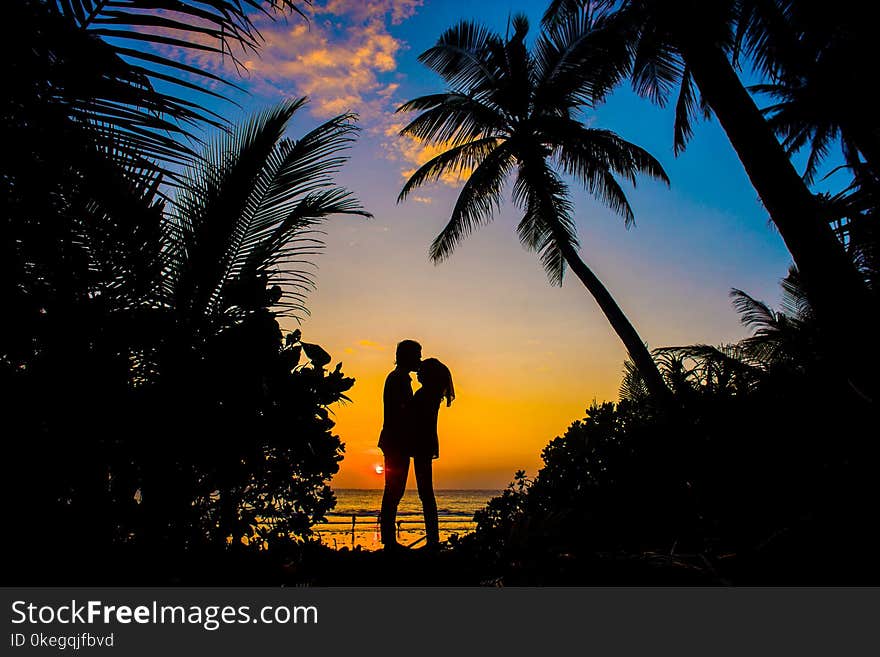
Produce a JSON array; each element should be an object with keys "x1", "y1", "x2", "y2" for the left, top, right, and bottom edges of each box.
[
  {"x1": 384, "y1": 372, "x2": 413, "y2": 419},
  {"x1": 379, "y1": 372, "x2": 412, "y2": 451}
]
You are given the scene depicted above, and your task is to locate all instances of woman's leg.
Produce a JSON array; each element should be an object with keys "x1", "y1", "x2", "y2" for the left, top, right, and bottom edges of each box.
[
  {"x1": 380, "y1": 452, "x2": 409, "y2": 546},
  {"x1": 413, "y1": 456, "x2": 439, "y2": 546}
]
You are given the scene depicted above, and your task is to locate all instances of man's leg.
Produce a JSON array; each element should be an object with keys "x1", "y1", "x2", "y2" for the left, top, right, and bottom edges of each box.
[
  {"x1": 380, "y1": 452, "x2": 409, "y2": 546},
  {"x1": 414, "y1": 456, "x2": 439, "y2": 546}
]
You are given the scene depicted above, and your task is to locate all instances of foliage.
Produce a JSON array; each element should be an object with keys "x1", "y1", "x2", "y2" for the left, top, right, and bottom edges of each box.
[
  {"x1": 462, "y1": 268, "x2": 875, "y2": 583},
  {"x1": 398, "y1": 10, "x2": 667, "y2": 283},
  {"x1": 740, "y1": 2, "x2": 878, "y2": 182},
  {"x1": 545, "y1": 0, "x2": 879, "y2": 403},
  {"x1": 2, "y1": 95, "x2": 366, "y2": 579},
  {"x1": 25, "y1": 0, "x2": 307, "y2": 171},
  {"x1": 133, "y1": 323, "x2": 354, "y2": 552}
]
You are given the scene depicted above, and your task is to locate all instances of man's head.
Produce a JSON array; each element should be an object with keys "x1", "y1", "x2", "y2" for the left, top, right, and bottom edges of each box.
[{"x1": 395, "y1": 339, "x2": 422, "y2": 372}]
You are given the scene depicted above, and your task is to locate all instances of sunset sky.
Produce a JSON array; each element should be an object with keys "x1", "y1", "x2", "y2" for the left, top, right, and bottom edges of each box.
[{"x1": 164, "y1": 0, "x2": 831, "y2": 488}]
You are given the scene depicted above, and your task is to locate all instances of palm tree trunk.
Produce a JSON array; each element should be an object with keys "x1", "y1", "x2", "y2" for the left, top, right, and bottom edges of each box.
[
  {"x1": 678, "y1": 35, "x2": 877, "y2": 402},
  {"x1": 554, "y1": 233, "x2": 674, "y2": 407}
]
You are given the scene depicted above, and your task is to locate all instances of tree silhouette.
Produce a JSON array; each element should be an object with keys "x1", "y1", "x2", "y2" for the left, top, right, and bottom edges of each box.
[
  {"x1": 741, "y1": 1, "x2": 879, "y2": 182},
  {"x1": 543, "y1": 0, "x2": 877, "y2": 403},
  {"x1": 33, "y1": 0, "x2": 307, "y2": 171},
  {"x1": 162, "y1": 98, "x2": 370, "y2": 325},
  {"x1": 397, "y1": 13, "x2": 673, "y2": 404},
  {"x1": 129, "y1": 99, "x2": 369, "y2": 550},
  {"x1": 2, "y1": 98, "x2": 367, "y2": 576},
  {"x1": 2, "y1": 0, "x2": 310, "y2": 377},
  {"x1": 466, "y1": 263, "x2": 874, "y2": 584}
]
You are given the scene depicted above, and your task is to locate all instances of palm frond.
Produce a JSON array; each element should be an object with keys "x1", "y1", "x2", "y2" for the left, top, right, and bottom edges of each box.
[
  {"x1": 754, "y1": 80, "x2": 842, "y2": 185},
  {"x1": 56, "y1": 1, "x2": 306, "y2": 60},
  {"x1": 619, "y1": 357, "x2": 650, "y2": 402},
  {"x1": 167, "y1": 99, "x2": 367, "y2": 321},
  {"x1": 630, "y1": 28, "x2": 684, "y2": 106},
  {"x1": 240, "y1": 188, "x2": 370, "y2": 316},
  {"x1": 673, "y1": 67, "x2": 699, "y2": 155},
  {"x1": 513, "y1": 158, "x2": 577, "y2": 286},
  {"x1": 42, "y1": 1, "x2": 308, "y2": 173},
  {"x1": 779, "y1": 266, "x2": 812, "y2": 321},
  {"x1": 730, "y1": 287, "x2": 780, "y2": 333},
  {"x1": 542, "y1": 0, "x2": 588, "y2": 28},
  {"x1": 428, "y1": 143, "x2": 516, "y2": 262},
  {"x1": 492, "y1": 14, "x2": 532, "y2": 119},
  {"x1": 654, "y1": 344, "x2": 764, "y2": 394},
  {"x1": 398, "y1": 138, "x2": 502, "y2": 203},
  {"x1": 534, "y1": 4, "x2": 630, "y2": 110},
  {"x1": 73, "y1": 130, "x2": 168, "y2": 307},
  {"x1": 418, "y1": 21, "x2": 504, "y2": 95},
  {"x1": 549, "y1": 121, "x2": 669, "y2": 225},
  {"x1": 218, "y1": 110, "x2": 367, "y2": 303},
  {"x1": 734, "y1": 0, "x2": 800, "y2": 79},
  {"x1": 396, "y1": 93, "x2": 507, "y2": 147}
]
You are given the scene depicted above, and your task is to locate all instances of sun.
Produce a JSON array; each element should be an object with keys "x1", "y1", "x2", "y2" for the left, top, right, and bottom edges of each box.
[{"x1": 374, "y1": 464, "x2": 384, "y2": 475}]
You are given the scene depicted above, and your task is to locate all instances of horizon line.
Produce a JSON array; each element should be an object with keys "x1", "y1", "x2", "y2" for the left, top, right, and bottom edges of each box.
[{"x1": 332, "y1": 487, "x2": 503, "y2": 491}]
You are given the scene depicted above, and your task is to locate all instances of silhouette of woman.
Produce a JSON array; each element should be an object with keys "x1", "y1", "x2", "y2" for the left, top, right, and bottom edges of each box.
[{"x1": 408, "y1": 358, "x2": 454, "y2": 550}]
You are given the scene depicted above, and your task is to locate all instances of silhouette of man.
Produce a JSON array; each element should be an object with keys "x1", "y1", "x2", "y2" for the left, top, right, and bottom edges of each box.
[{"x1": 378, "y1": 339, "x2": 422, "y2": 550}]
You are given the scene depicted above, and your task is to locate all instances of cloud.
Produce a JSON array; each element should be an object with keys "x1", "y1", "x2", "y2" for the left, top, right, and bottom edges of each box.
[
  {"x1": 222, "y1": 1, "x2": 426, "y2": 121},
  {"x1": 340, "y1": 339, "x2": 388, "y2": 355},
  {"x1": 140, "y1": 0, "x2": 467, "y2": 194},
  {"x1": 382, "y1": 120, "x2": 471, "y2": 190},
  {"x1": 143, "y1": 2, "x2": 420, "y2": 118},
  {"x1": 319, "y1": 0, "x2": 423, "y2": 25},
  {"x1": 356, "y1": 339, "x2": 388, "y2": 351}
]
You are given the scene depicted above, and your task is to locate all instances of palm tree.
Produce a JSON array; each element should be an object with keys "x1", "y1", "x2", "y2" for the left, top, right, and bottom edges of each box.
[
  {"x1": 740, "y1": 1, "x2": 879, "y2": 183},
  {"x1": 729, "y1": 267, "x2": 820, "y2": 373},
  {"x1": 3, "y1": 96, "x2": 367, "y2": 558},
  {"x1": 620, "y1": 267, "x2": 824, "y2": 404},
  {"x1": 2, "y1": 0, "x2": 309, "y2": 369},
  {"x1": 161, "y1": 97, "x2": 371, "y2": 332},
  {"x1": 396, "y1": 14, "x2": 673, "y2": 404},
  {"x1": 543, "y1": 0, "x2": 877, "y2": 402},
  {"x1": 33, "y1": 0, "x2": 308, "y2": 170},
  {"x1": 115, "y1": 98, "x2": 369, "y2": 546}
]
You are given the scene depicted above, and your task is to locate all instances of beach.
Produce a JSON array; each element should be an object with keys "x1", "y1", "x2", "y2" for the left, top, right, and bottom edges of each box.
[{"x1": 315, "y1": 489, "x2": 498, "y2": 550}]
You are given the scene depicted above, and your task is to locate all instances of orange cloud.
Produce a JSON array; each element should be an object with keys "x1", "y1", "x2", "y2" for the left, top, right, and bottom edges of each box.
[
  {"x1": 241, "y1": 16, "x2": 405, "y2": 120},
  {"x1": 138, "y1": 1, "x2": 464, "y2": 189},
  {"x1": 356, "y1": 339, "x2": 388, "y2": 351},
  {"x1": 382, "y1": 120, "x2": 472, "y2": 192},
  {"x1": 140, "y1": 2, "x2": 419, "y2": 119},
  {"x1": 237, "y1": 2, "x2": 423, "y2": 120}
]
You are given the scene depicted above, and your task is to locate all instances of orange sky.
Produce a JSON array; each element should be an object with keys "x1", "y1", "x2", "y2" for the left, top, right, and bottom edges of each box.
[
  {"x1": 288, "y1": 159, "x2": 789, "y2": 489},
  {"x1": 221, "y1": 1, "x2": 799, "y2": 490}
]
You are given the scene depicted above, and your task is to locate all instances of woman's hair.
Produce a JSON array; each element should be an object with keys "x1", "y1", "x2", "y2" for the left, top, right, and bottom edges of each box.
[{"x1": 419, "y1": 358, "x2": 455, "y2": 407}]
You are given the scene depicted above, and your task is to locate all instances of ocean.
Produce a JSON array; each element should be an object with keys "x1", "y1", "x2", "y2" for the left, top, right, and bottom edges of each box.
[{"x1": 314, "y1": 489, "x2": 499, "y2": 550}]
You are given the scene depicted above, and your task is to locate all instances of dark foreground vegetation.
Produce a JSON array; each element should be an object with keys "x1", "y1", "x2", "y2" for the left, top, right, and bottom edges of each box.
[
  {"x1": 3, "y1": 1, "x2": 366, "y2": 581},
  {"x1": 456, "y1": 270, "x2": 878, "y2": 585},
  {"x1": 3, "y1": 1, "x2": 878, "y2": 585},
  {"x1": 21, "y1": 268, "x2": 874, "y2": 586}
]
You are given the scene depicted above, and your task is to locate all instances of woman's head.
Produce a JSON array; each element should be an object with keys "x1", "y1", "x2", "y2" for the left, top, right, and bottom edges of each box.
[{"x1": 417, "y1": 358, "x2": 455, "y2": 406}]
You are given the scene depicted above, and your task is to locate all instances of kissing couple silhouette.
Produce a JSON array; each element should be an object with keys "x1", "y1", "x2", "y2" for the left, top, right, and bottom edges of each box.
[{"x1": 378, "y1": 339, "x2": 455, "y2": 553}]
